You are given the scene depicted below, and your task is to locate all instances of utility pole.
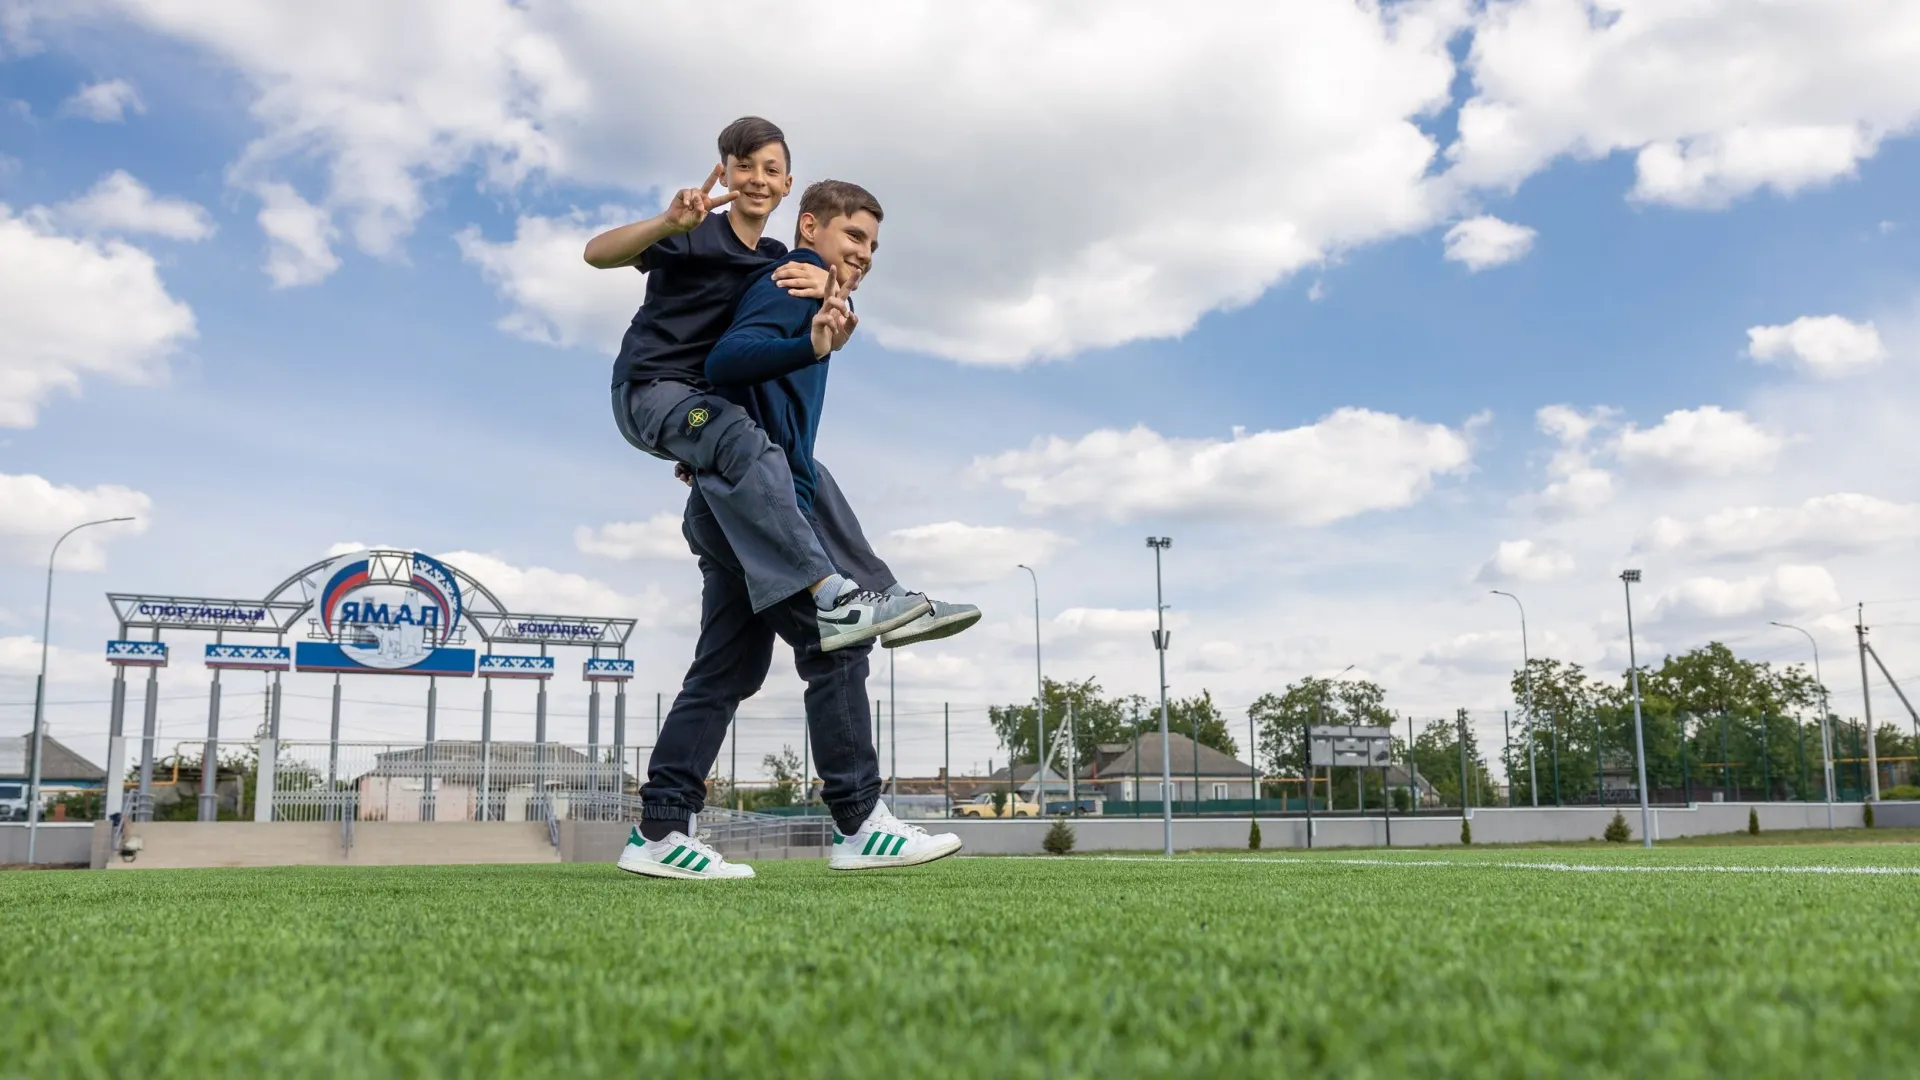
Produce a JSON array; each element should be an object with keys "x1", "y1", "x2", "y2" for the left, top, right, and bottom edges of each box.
[
  {"x1": 1857, "y1": 606, "x2": 1881, "y2": 801},
  {"x1": 1621, "y1": 570, "x2": 1653, "y2": 848},
  {"x1": 1148, "y1": 537, "x2": 1174, "y2": 856}
]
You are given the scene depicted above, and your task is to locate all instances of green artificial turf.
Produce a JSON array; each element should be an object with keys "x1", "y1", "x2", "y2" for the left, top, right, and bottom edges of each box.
[{"x1": 4, "y1": 845, "x2": 1919, "y2": 1078}]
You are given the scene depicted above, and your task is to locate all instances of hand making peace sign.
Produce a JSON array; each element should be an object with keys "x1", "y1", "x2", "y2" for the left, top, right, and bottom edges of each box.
[
  {"x1": 663, "y1": 164, "x2": 737, "y2": 234},
  {"x1": 810, "y1": 266, "x2": 858, "y2": 359}
]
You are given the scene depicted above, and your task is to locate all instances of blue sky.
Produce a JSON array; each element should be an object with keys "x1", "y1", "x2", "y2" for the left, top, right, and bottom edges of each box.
[{"x1": 4, "y1": 0, "x2": 1919, "y2": 781}]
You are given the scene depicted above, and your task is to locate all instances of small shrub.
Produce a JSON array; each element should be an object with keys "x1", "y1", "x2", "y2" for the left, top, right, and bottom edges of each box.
[
  {"x1": 1392, "y1": 787, "x2": 1412, "y2": 814},
  {"x1": 1604, "y1": 811, "x2": 1632, "y2": 843},
  {"x1": 1248, "y1": 820, "x2": 1262, "y2": 850},
  {"x1": 1460, "y1": 818, "x2": 1472, "y2": 845},
  {"x1": 1748, "y1": 807, "x2": 1760, "y2": 835},
  {"x1": 1863, "y1": 801, "x2": 1875, "y2": 829},
  {"x1": 1043, "y1": 818, "x2": 1076, "y2": 855},
  {"x1": 990, "y1": 790, "x2": 1007, "y2": 817},
  {"x1": 1881, "y1": 785, "x2": 1920, "y2": 801}
]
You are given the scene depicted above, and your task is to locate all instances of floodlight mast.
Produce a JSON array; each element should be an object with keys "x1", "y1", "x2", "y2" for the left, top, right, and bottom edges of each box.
[
  {"x1": 1147, "y1": 537, "x2": 1173, "y2": 857},
  {"x1": 1620, "y1": 570, "x2": 1652, "y2": 849}
]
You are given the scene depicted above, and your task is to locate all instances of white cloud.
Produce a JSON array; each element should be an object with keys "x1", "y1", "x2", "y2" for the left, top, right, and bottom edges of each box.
[
  {"x1": 437, "y1": 550, "x2": 673, "y2": 625},
  {"x1": 573, "y1": 514, "x2": 690, "y2": 562},
  {"x1": 457, "y1": 209, "x2": 641, "y2": 350},
  {"x1": 1746, "y1": 315, "x2": 1887, "y2": 378},
  {"x1": 1449, "y1": 0, "x2": 1920, "y2": 208},
  {"x1": 883, "y1": 522, "x2": 1071, "y2": 591},
  {"x1": 1476, "y1": 539, "x2": 1574, "y2": 583},
  {"x1": 1614, "y1": 406, "x2": 1783, "y2": 476},
  {"x1": 17, "y1": 1, "x2": 1466, "y2": 356},
  {"x1": 0, "y1": 472, "x2": 149, "y2": 569},
  {"x1": 1421, "y1": 630, "x2": 1526, "y2": 674},
  {"x1": 1649, "y1": 564, "x2": 1840, "y2": 623},
  {"x1": 255, "y1": 182, "x2": 339, "y2": 288},
  {"x1": 1639, "y1": 493, "x2": 1920, "y2": 561},
  {"x1": 972, "y1": 409, "x2": 1474, "y2": 523},
  {"x1": 52, "y1": 171, "x2": 214, "y2": 241},
  {"x1": 0, "y1": 203, "x2": 196, "y2": 427},
  {"x1": 1442, "y1": 214, "x2": 1536, "y2": 270},
  {"x1": 0, "y1": 636, "x2": 96, "y2": 684},
  {"x1": 60, "y1": 78, "x2": 143, "y2": 122},
  {"x1": 1528, "y1": 404, "x2": 1617, "y2": 515}
]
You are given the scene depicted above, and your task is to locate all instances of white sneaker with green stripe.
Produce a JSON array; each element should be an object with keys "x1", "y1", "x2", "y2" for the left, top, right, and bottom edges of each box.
[
  {"x1": 616, "y1": 827, "x2": 754, "y2": 880},
  {"x1": 829, "y1": 801, "x2": 962, "y2": 871}
]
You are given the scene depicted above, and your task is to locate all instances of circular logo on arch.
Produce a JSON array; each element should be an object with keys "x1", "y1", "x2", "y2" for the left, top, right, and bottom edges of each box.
[{"x1": 316, "y1": 551, "x2": 465, "y2": 671}]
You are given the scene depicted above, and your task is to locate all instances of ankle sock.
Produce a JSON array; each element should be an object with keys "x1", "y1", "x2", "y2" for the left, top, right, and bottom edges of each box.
[
  {"x1": 640, "y1": 817, "x2": 688, "y2": 843},
  {"x1": 814, "y1": 573, "x2": 857, "y2": 611},
  {"x1": 833, "y1": 806, "x2": 872, "y2": 836}
]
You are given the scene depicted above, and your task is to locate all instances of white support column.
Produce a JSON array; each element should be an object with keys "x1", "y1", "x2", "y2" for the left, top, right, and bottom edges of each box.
[
  {"x1": 254, "y1": 737, "x2": 277, "y2": 822},
  {"x1": 105, "y1": 656, "x2": 129, "y2": 819}
]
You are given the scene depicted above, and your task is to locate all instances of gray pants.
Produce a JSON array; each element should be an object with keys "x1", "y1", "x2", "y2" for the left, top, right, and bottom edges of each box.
[{"x1": 615, "y1": 379, "x2": 895, "y2": 611}]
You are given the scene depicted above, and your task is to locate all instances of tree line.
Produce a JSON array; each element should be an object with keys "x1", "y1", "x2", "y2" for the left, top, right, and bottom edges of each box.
[{"x1": 987, "y1": 641, "x2": 1920, "y2": 807}]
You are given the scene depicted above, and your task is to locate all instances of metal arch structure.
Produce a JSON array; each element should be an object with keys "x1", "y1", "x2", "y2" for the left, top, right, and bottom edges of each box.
[{"x1": 103, "y1": 548, "x2": 641, "y2": 829}]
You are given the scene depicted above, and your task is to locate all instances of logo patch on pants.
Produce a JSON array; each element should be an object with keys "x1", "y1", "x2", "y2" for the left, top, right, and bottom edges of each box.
[{"x1": 679, "y1": 399, "x2": 724, "y2": 441}]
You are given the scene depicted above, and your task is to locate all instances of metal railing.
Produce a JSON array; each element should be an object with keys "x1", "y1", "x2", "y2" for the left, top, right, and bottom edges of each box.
[{"x1": 267, "y1": 741, "x2": 640, "y2": 825}]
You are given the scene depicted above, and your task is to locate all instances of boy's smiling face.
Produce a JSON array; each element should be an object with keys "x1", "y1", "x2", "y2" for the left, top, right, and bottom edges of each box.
[
  {"x1": 800, "y1": 209, "x2": 881, "y2": 288},
  {"x1": 722, "y1": 141, "x2": 793, "y2": 221}
]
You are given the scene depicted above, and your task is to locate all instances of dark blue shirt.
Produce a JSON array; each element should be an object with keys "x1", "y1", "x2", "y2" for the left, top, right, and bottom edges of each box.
[
  {"x1": 706, "y1": 248, "x2": 834, "y2": 512},
  {"x1": 609, "y1": 212, "x2": 786, "y2": 389}
]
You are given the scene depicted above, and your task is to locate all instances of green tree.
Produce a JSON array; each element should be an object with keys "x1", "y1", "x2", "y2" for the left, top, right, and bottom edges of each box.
[
  {"x1": 1250, "y1": 676, "x2": 1392, "y2": 781},
  {"x1": 988, "y1": 677, "x2": 1149, "y2": 770},
  {"x1": 1410, "y1": 712, "x2": 1496, "y2": 808},
  {"x1": 747, "y1": 746, "x2": 804, "y2": 810},
  {"x1": 1168, "y1": 690, "x2": 1237, "y2": 758}
]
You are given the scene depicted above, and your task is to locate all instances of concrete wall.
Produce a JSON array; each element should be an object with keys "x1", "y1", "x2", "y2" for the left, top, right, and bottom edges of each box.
[
  {"x1": 0, "y1": 822, "x2": 94, "y2": 864},
  {"x1": 922, "y1": 801, "x2": 1874, "y2": 855},
  {"x1": 11, "y1": 800, "x2": 1897, "y2": 869},
  {"x1": 96, "y1": 821, "x2": 559, "y2": 869}
]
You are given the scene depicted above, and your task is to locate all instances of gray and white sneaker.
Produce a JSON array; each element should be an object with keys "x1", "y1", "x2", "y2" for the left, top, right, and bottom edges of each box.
[
  {"x1": 818, "y1": 589, "x2": 931, "y2": 653},
  {"x1": 882, "y1": 596, "x2": 982, "y2": 649}
]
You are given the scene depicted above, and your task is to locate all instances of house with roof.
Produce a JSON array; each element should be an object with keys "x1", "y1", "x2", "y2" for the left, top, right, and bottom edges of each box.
[
  {"x1": 0, "y1": 735, "x2": 106, "y2": 818},
  {"x1": 1081, "y1": 732, "x2": 1258, "y2": 802}
]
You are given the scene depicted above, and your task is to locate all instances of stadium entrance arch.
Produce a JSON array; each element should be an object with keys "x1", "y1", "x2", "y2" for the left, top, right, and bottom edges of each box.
[{"x1": 102, "y1": 549, "x2": 636, "y2": 824}]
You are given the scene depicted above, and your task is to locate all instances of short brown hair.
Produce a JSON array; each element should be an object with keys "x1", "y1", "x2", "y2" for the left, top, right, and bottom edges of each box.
[
  {"x1": 717, "y1": 116, "x2": 788, "y2": 168},
  {"x1": 795, "y1": 180, "x2": 883, "y2": 246}
]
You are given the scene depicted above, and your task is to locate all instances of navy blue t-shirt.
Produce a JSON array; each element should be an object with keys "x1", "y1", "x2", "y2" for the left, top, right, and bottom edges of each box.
[{"x1": 609, "y1": 212, "x2": 786, "y2": 389}]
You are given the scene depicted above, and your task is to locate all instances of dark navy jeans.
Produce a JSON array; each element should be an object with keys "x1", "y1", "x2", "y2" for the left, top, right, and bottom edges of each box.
[{"x1": 640, "y1": 488, "x2": 881, "y2": 826}]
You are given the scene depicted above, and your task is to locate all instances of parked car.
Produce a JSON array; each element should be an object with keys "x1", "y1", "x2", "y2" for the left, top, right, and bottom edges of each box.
[
  {"x1": 1044, "y1": 798, "x2": 1099, "y2": 816},
  {"x1": 0, "y1": 782, "x2": 27, "y2": 822},
  {"x1": 950, "y1": 792, "x2": 1038, "y2": 818}
]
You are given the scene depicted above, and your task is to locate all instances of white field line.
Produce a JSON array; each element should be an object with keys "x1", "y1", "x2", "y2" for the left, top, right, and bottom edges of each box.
[{"x1": 1045, "y1": 855, "x2": 1920, "y2": 877}]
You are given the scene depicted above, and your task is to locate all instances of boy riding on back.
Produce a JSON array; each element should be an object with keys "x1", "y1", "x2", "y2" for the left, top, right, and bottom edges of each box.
[
  {"x1": 586, "y1": 118, "x2": 974, "y2": 651},
  {"x1": 617, "y1": 180, "x2": 965, "y2": 881}
]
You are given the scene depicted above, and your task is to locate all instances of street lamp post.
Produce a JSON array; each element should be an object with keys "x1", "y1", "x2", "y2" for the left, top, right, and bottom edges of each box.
[
  {"x1": 25, "y1": 516, "x2": 136, "y2": 864},
  {"x1": 1620, "y1": 570, "x2": 1653, "y2": 849},
  {"x1": 1147, "y1": 538, "x2": 1173, "y2": 856},
  {"x1": 1771, "y1": 620, "x2": 1835, "y2": 830},
  {"x1": 1490, "y1": 590, "x2": 1539, "y2": 807},
  {"x1": 1017, "y1": 565, "x2": 1045, "y2": 817}
]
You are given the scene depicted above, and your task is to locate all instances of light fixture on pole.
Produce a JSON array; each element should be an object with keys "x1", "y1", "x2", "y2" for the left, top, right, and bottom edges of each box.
[
  {"x1": 1771, "y1": 620, "x2": 1835, "y2": 830},
  {"x1": 1147, "y1": 537, "x2": 1173, "y2": 857},
  {"x1": 1017, "y1": 564, "x2": 1045, "y2": 817},
  {"x1": 26, "y1": 515, "x2": 136, "y2": 865},
  {"x1": 1490, "y1": 590, "x2": 1539, "y2": 807},
  {"x1": 1619, "y1": 569, "x2": 1653, "y2": 849}
]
